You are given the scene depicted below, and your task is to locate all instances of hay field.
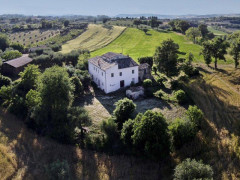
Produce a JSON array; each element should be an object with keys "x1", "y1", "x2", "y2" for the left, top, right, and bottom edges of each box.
[{"x1": 61, "y1": 24, "x2": 126, "y2": 53}]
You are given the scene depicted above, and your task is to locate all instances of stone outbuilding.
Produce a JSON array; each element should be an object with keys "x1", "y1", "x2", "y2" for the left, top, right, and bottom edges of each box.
[
  {"x1": 126, "y1": 86, "x2": 144, "y2": 100},
  {"x1": 138, "y1": 63, "x2": 153, "y2": 82}
]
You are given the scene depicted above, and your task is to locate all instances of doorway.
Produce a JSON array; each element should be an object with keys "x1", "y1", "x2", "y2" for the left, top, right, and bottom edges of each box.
[{"x1": 120, "y1": 80, "x2": 125, "y2": 88}]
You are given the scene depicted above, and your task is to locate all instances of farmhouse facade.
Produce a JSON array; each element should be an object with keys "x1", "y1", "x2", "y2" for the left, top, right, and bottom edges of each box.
[
  {"x1": 88, "y1": 52, "x2": 139, "y2": 93},
  {"x1": 2, "y1": 54, "x2": 33, "y2": 76}
]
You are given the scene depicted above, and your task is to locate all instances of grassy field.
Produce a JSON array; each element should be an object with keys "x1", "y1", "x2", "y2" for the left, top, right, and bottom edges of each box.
[
  {"x1": 61, "y1": 24, "x2": 126, "y2": 53},
  {"x1": 8, "y1": 29, "x2": 60, "y2": 47},
  {"x1": 91, "y1": 28, "x2": 204, "y2": 62},
  {"x1": 208, "y1": 26, "x2": 228, "y2": 36}
]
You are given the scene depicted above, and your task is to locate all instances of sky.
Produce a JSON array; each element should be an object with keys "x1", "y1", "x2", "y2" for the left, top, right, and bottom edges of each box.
[{"x1": 0, "y1": 0, "x2": 240, "y2": 16}]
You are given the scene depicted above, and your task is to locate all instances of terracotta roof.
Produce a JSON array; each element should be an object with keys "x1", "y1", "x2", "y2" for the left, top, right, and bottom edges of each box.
[
  {"x1": 4, "y1": 54, "x2": 33, "y2": 68},
  {"x1": 88, "y1": 52, "x2": 138, "y2": 71}
]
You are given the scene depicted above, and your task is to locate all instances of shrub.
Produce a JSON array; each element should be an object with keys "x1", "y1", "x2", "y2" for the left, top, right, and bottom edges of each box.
[
  {"x1": 121, "y1": 119, "x2": 134, "y2": 145},
  {"x1": 45, "y1": 159, "x2": 70, "y2": 180},
  {"x1": 1, "y1": 50, "x2": 22, "y2": 60},
  {"x1": 10, "y1": 42, "x2": 24, "y2": 53},
  {"x1": 101, "y1": 117, "x2": 119, "y2": 147},
  {"x1": 181, "y1": 63, "x2": 200, "y2": 77},
  {"x1": 113, "y1": 98, "x2": 136, "y2": 128},
  {"x1": 174, "y1": 90, "x2": 187, "y2": 104},
  {"x1": 169, "y1": 118, "x2": 198, "y2": 149},
  {"x1": 143, "y1": 79, "x2": 152, "y2": 88},
  {"x1": 71, "y1": 76, "x2": 83, "y2": 97},
  {"x1": 154, "y1": 89, "x2": 165, "y2": 99},
  {"x1": 132, "y1": 110, "x2": 170, "y2": 159},
  {"x1": 186, "y1": 105, "x2": 204, "y2": 127},
  {"x1": 156, "y1": 76, "x2": 166, "y2": 87},
  {"x1": 170, "y1": 80, "x2": 181, "y2": 90},
  {"x1": 174, "y1": 158, "x2": 213, "y2": 180},
  {"x1": 0, "y1": 75, "x2": 12, "y2": 88},
  {"x1": 178, "y1": 74, "x2": 189, "y2": 82}
]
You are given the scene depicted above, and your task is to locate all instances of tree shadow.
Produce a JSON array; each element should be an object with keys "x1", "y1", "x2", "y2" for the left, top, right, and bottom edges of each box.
[{"x1": 0, "y1": 109, "x2": 165, "y2": 179}]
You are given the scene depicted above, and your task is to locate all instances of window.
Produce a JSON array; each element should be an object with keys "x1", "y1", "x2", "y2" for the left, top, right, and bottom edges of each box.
[
  {"x1": 94, "y1": 67, "x2": 95, "y2": 70},
  {"x1": 132, "y1": 70, "x2": 135, "y2": 74},
  {"x1": 102, "y1": 72, "x2": 103, "y2": 76},
  {"x1": 119, "y1": 72, "x2": 122, "y2": 76},
  {"x1": 111, "y1": 73, "x2": 114, "y2": 77},
  {"x1": 102, "y1": 82, "x2": 104, "y2": 86},
  {"x1": 132, "y1": 78, "x2": 135, "y2": 84}
]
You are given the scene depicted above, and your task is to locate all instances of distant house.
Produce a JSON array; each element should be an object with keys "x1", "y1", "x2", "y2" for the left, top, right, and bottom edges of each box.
[
  {"x1": 88, "y1": 52, "x2": 139, "y2": 94},
  {"x1": 2, "y1": 54, "x2": 33, "y2": 76}
]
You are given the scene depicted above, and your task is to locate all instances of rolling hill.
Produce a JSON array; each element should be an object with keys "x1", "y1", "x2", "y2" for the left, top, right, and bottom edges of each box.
[
  {"x1": 91, "y1": 28, "x2": 203, "y2": 62},
  {"x1": 61, "y1": 24, "x2": 126, "y2": 53}
]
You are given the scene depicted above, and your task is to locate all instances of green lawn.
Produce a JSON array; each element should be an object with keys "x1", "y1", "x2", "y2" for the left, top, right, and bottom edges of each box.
[
  {"x1": 208, "y1": 26, "x2": 228, "y2": 36},
  {"x1": 91, "y1": 28, "x2": 203, "y2": 62}
]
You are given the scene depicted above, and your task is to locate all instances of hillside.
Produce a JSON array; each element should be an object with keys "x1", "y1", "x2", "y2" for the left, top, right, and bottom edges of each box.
[
  {"x1": 8, "y1": 29, "x2": 60, "y2": 46},
  {"x1": 61, "y1": 24, "x2": 126, "y2": 53},
  {"x1": 91, "y1": 28, "x2": 203, "y2": 62},
  {"x1": 0, "y1": 108, "x2": 165, "y2": 180}
]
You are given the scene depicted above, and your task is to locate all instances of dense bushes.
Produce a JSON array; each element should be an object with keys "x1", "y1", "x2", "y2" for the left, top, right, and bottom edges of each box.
[
  {"x1": 174, "y1": 90, "x2": 187, "y2": 104},
  {"x1": 174, "y1": 158, "x2": 213, "y2": 180},
  {"x1": 0, "y1": 75, "x2": 12, "y2": 88},
  {"x1": 169, "y1": 118, "x2": 198, "y2": 149},
  {"x1": 169, "y1": 105, "x2": 204, "y2": 149},
  {"x1": 1, "y1": 50, "x2": 22, "y2": 60},
  {"x1": 32, "y1": 48, "x2": 89, "y2": 69},
  {"x1": 113, "y1": 98, "x2": 136, "y2": 128},
  {"x1": 132, "y1": 110, "x2": 170, "y2": 159},
  {"x1": 10, "y1": 42, "x2": 24, "y2": 53},
  {"x1": 186, "y1": 105, "x2": 204, "y2": 127},
  {"x1": 121, "y1": 119, "x2": 134, "y2": 146},
  {"x1": 143, "y1": 79, "x2": 152, "y2": 88}
]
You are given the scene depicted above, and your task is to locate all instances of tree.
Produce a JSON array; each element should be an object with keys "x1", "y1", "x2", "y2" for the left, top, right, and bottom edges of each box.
[
  {"x1": 10, "y1": 42, "x2": 24, "y2": 53},
  {"x1": 201, "y1": 38, "x2": 228, "y2": 69},
  {"x1": 229, "y1": 38, "x2": 240, "y2": 68},
  {"x1": 0, "y1": 33, "x2": 10, "y2": 51},
  {"x1": 186, "y1": 52, "x2": 194, "y2": 65},
  {"x1": 149, "y1": 17, "x2": 162, "y2": 28},
  {"x1": 169, "y1": 118, "x2": 198, "y2": 149},
  {"x1": 154, "y1": 39, "x2": 179, "y2": 77},
  {"x1": 113, "y1": 98, "x2": 136, "y2": 128},
  {"x1": 186, "y1": 27, "x2": 201, "y2": 43},
  {"x1": 132, "y1": 110, "x2": 170, "y2": 159},
  {"x1": 133, "y1": 19, "x2": 141, "y2": 28},
  {"x1": 201, "y1": 41, "x2": 212, "y2": 66},
  {"x1": 138, "y1": 56, "x2": 153, "y2": 67},
  {"x1": 64, "y1": 20, "x2": 70, "y2": 27},
  {"x1": 174, "y1": 158, "x2": 213, "y2": 180},
  {"x1": 198, "y1": 24, "x2": 209, "y2": 38},
  {"x1": 176, "y1": 20, "x2": 190, "y2": 34},
  {"x1": 210, "y1": 38, "x2": 229, "y2": 69},
  {"x1": 19, "y1": 64, "x2": 40, "y2": 93},
  {"x1": 1, "y1": 50, "x2": 22, "y2": 61},
  {"x1": 186, "y1": 105, "x2": 204, "y2": 127},
  {"x1": 121, "y1": 119, "x2": 134, "y2": 145},
  {"x1": 39, "y1": 66, "x2": 74, "y2": 114},
  {"x1": 30, "y1": 66, "x2": 75, "y2": 142},
  {"x1": 142, "y1": 28, "x2": 148, "y2": 34},
  {"x1": 0, "y1": 75, "x2": 12, "y2": 88}
]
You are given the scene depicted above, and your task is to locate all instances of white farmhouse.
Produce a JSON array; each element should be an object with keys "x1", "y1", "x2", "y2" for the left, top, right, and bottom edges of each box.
[{"x1": 88, "y1": 52, "x2": 139, "y2": 93}]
